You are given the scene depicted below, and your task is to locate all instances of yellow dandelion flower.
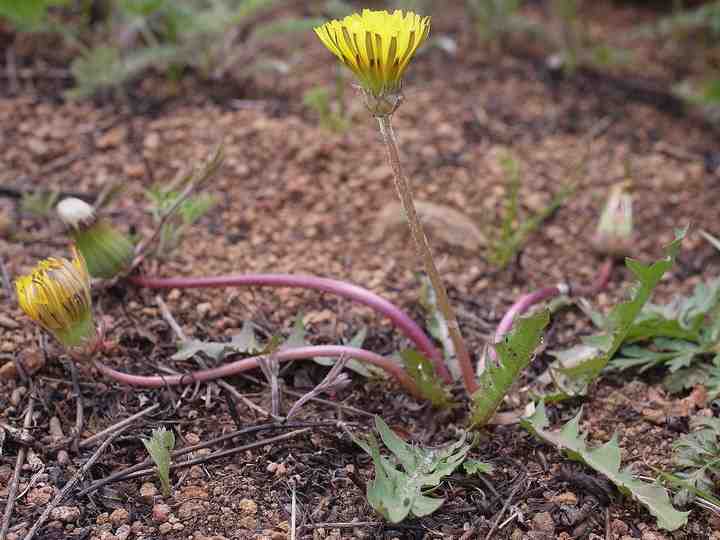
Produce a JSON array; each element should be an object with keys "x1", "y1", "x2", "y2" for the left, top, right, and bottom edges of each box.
[
  {"x1": 15, "y1": 247, "x2": 96, "y2": 348},
  {"x1": 314, "y1": 9, "x2": 430, "y2": 99}
]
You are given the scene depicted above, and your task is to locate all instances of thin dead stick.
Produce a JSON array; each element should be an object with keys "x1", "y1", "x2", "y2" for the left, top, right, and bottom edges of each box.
[
  {"x1": 0, "y1": 394, "x2": 36, "y2": 540},
  {"x1": 282, "y1": 389, "x2": 374, "y2": 418},
  {"x1": 23, "y1": 426, "x2": 129, "y2": 540},
  {"x1": 156, "y1": 295, "x2": 221, "y2": 403},
  {"x1": 79, "y1": 403, "x2": 161, "y2": 449},
  {"x1": 0, "y1": 185, "x2": 95, "y2": 204},
  {"x1": 215, "y1": 380, "x2": 272, "y2": 419},
  {"x1": 286, "y1": 356, "x2": 349, "y2": 419},
  {"x1": 78, "y1": 421, "x2": 346, "y2": 496},
  {"x1": 155, "y1": 296, "x2": 264, "y2": 418},
  {"x1": 290, "y1": 487, "x2": 297, "y2": 540},
  {"x1": 68, "y1": 362, "x2": 84, "y2": 451},
  {"x1": 117, "y1": 428, "x2": 310, "y2": 482},
  {"x1": 483, "y1": 474, "x2": 525, "y2": 540},
  {"x1": 257, "y1": 353, "x2": 282, "y2": 419},
  {"x1": 302, "y1": 521, "x2": 381, "y2": 530},
  {"x1": 0, "y1": 255, "x2": 12, "y2": 297},
  {"x1": 376, "y1": 114, "x2": 476, "y2": 394}
]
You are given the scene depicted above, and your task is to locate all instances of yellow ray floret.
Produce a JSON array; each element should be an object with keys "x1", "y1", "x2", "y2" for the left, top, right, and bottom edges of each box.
[
  {"x1": 314, "y1": 9, "x2": 431, "y2": 96},
  {"x1": 16, "y1": 247, "x2": 95, "y2": 348}
]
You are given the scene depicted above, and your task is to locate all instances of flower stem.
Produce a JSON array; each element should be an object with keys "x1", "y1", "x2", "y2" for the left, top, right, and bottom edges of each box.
[
  {"x1": 376, "y1": 114, "x2": 478, "y2": 395},
  {"x1": 128, "y1": 272, "x2": 450, "y2": 383},
  {"x1": 94, "y1": 345, "x2": 422, "y2": 398}
]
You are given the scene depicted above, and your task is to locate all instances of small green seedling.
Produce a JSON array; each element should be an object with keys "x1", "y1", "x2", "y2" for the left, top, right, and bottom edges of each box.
[
  {"x1": 485, "y1": 153, "x2": 572, "y2": 269},
  {"x1": 142, "y1": 427, "x2": 175, "y2": 497},
  {"x1": 353, "y1": 416, "x2": 473, "y2": 523},
  {"x1": 20, "y1": 190, "x2": 60, "y2": 219}
]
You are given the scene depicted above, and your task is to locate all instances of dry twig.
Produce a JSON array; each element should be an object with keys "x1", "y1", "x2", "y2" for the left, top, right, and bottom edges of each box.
[
  {"x1": 0, "y1": 394, "x2": 36, "y2": 540},
  {"x1": 23, "y1": 426, "x2": 129, "y2": 540},
  {"x1": 484, "y1": 474, "x2": 525, "y2": 540},
  {"x1": 79, "y1": 403, "x2": 161, "y2": 449},
  {"x1": 117, "y1": 428, "x2": 310, "y2": 482},
  {"x1": 78, "y1": 420, "x2": 347, "y2": 496}
]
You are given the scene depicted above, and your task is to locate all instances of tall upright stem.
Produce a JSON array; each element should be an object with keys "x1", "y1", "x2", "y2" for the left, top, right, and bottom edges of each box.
[{"x1": 376, "y1": 115, "x2": 478, "y2": 395}]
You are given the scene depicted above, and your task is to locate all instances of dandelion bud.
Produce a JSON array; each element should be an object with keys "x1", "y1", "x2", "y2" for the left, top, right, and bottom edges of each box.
[
  {"x1": 592, "y1": 182, "x2": 634, "y2": 258},
  {"x1": 314, "y1": 9, "x2": 430, "y2": 116},
  {"x1": 16, "y1": 247, "x2": 97, "y2": 349},
  {"x1": 57, "y1": 197, "x2": 134, "y2": 279}
]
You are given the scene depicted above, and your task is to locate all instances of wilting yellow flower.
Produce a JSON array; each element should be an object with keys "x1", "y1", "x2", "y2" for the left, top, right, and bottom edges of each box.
[
  {"x1": 314, "y1": 9, "x2": 430, "y2": 99},
  {"x1": 15, "y1": 247, "x2": 96, "y2": 348}
]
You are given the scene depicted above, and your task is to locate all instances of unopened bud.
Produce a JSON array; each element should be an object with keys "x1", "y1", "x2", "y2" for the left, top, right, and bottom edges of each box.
[
  {"x1": 592, "y1": 182, "x2": 634, "y2": 258},
  {"x1": 57, "y1": 198, "x2": 134, "y2": 279}
]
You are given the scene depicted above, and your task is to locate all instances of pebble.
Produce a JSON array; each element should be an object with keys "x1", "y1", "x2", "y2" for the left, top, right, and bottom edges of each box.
[
  {"x1": 50, "y1": 505, "x2": 81, "y2": 523},
  {"x1": 152, "y1": 503, "x2": 171, "y2": 523},
  {"x1": 10, "y1": 386, "x2": 26, "y2": 406},
  {"x1": 158, "y1": 522, "x2": 173, "y2": 534},
  {"x1": 531, "y1": 511, "x2": 555, "y2": 534},
  {"x1": 0, "y1": 314, "x2": 19, "y2": 329},
  {"x1": 178, "y1": 500, "x2": 204, "y2": 519},
  {"x1": 57, "y1": 450, "x2": 70, "y2": 465},
  {"x1": 238, "y1": 498, "x2": 257, "y2": 515},
  {"x1": 179, "y1": 485, "x2": 209, "y2": 501},
  {"x1": 49, "y1": 416, "x2": 64, "y2": 440},
  {"x1": 550, "y1": 491, "x2": 578, "y2": 505},
  {"x1": 139, "y1": 482, "x2": 157, "y2": 502},
  {"x1": 109, "y1": 508, "x2": 129, "y2": 526},
  {"x1": 26, "y1": 486, "x2": 55, "y2": 506}
]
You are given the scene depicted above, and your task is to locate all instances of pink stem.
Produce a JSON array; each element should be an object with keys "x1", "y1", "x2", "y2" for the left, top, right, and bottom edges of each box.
[
  {"x1": 488, "y1": 258, "x2": 615, "y2": 363},
  {"x1": 494, "y1": 286, "x2": 561, "y2": 344},
  {"x1": 94, "y1": 345, "x2": 422, "y2": 398},
  {"x1": 128, "y1": 273, "x2": 450, "y2": 383}
]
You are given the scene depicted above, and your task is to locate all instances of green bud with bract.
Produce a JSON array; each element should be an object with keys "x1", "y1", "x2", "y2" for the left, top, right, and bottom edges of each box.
[
  {"x1": 592, "y1": 182, "x2": 634, "y2": 258},
  {"x1": 57, "y1": 197, "x2": 135, "y2": 279}
]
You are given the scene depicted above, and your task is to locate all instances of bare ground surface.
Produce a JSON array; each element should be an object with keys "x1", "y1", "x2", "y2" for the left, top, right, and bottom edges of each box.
[{"x1": 2, "y1": 2, "x2": 720, "y2": 539}]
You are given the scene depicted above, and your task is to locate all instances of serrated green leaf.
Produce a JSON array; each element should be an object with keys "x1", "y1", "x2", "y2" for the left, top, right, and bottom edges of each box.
[
  {"x1": 353, "y1": 416, "x2": 473, "y2": 523},
  {"x1": 550, "y1": 231, "x2": 685, "y2": 396},
  {"x1": 142, "y1": 427, "x2": 175, "y2": 497},
  {"x1": 463, "y1": 459, "x2": 494, "y2": 475},
  {"x1": 400, "y1": 349, "x2": 453, "y2": 408},
  {"x1": 469, "y1": 310, "x2": 549, "y2": 428},
  {"x1": 522, "y1": 402, "x2": 689, "y2": 531}
]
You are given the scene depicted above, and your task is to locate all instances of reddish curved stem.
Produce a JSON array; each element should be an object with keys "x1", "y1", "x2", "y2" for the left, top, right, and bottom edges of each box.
[
  {"x1": 94, "y1": 345, "x2": 421, "y2": 398},
  {"x1": 493, "y1": 286, "x2": 560, "y2": 344},
  {"x1": 128, "y1": 273, "x2": 450, "y2": 383},
  {"x1": 487, "y1": 258, "x2": 615, "y2": 364}
]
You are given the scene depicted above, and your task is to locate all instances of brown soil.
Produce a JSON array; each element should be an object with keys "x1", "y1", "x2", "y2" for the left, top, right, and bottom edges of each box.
[{"x1": 1, "y1": 2, "x2": 720, "y2": 539}]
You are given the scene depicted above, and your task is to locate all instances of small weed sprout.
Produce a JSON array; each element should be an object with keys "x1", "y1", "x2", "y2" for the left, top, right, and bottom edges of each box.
[
  {"x1": 485, "y1": 153, "x2": 572, "y2": 269},
  {"x1": 302, "y1": 84, "x2": 350, "y2": 133},
  {"x1": 142, "y1": 427, "x2": 175, "y2": 498},
  {"x1": 466, "y1": 0, "x2": 526, "y2": 51},
  {"x1": 20, "y1": 190, "x2": 60, "y2": 219}
]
